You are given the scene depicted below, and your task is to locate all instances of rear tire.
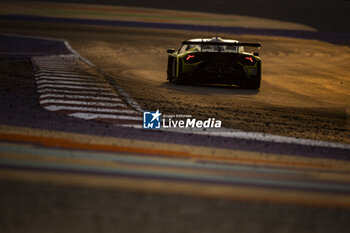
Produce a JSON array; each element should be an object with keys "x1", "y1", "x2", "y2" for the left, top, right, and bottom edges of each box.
[
  {"x1": 167, "y1": 56, "x2": 177, "y2": 83},
  {"x1": 174, "y1": 75, "x2": 183, "y2": 84},
  {"x1": 167, "y1": 71, "x2": 173, "y2": 83},
  {"x1": 174, "y1": 59, "x2": 184, "y2": 84},
  {"x1": 240, "y1": 62, "x2": 261, "y2": 89},
  {"x1": 240, "y1": 78, "x2": 261, "y2": 89}
]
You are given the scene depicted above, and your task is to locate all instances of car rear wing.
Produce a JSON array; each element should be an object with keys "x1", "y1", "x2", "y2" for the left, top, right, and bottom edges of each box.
[{"x1": 182, "y1": 41, "x2": 261, "y2": 48}]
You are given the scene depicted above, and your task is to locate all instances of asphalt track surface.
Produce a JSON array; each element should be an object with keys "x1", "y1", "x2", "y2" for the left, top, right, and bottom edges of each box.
[{"x1": 1, "y1": 2, "x2": 350, "y2": 233}]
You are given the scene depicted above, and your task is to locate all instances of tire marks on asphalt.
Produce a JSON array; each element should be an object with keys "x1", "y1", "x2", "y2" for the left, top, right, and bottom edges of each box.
[{"x1": 32, "y1": 55, "x2": 143, "y2": 127}]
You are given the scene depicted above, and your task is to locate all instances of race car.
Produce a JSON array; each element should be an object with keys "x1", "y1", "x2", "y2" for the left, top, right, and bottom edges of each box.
[{"x1": 166, "y1": 37, "x2": 261, "y2": 89}]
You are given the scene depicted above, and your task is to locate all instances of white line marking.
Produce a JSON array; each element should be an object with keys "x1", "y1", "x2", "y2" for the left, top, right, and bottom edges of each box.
[
  {"x1": 211, "y1": 131, "x2": 350, "y2": 150},
  {"x1": 37, "y1": 88, "x2": 115, "y2": 96},
  {"x1": 109, "y1": 82, "x2": 144, "y2": 113},
  {"x1": 36, "y1": 76, "x2": 101, "y2": 82},
  {"x1": 69, "y1": 113, "x2": 142, "y2": 121},
  {"x1": 36, "y1": 70, "x2": 85, "y2": 73},
  {"x1": 40, "y1": 94, "x2": 121, "y2": 101},
  {"x1": 36, "y1": 79, "x2": 108, "y2": 87},
  {"x1": 162, "y1": 127, "x2": 350, "y2": 150},
  {"x1": 37, "y1": 84, "x2": 111, "y2": 91},
  {"x1": 62, "y1": 40, "x2": 144, "y2": 113},
  {"x1": 36, "y1": 66, "x2": 67, "y2": 68},
  {"x1": 36, "y1": 73, "x2": 98, "y2": 79},
  {"x1": 64, "y1": 41, "x2": 96, "y2": 68},
  {"x1": 118, "y1": 124, "x2": 143, "y2": 128},
  {"x1": 40, "y1": 99, "x2": 126, "y2": 107},
  {"x1": 44, "y1": 105, "x2": 138, "y2": 114}
]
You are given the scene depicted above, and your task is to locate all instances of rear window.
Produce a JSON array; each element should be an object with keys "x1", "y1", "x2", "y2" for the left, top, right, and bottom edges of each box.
[{"x1": 182, "y1": 44, "x2": 243, "y2": 53}]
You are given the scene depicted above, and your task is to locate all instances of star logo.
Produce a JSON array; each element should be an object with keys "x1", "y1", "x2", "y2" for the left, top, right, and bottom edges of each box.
[
  {"x1": 143, "y1": 110, "x2": 162, "y2": 129},
  {"x1": 150, "y1": 109, "x2": 161, "y2": 122}
]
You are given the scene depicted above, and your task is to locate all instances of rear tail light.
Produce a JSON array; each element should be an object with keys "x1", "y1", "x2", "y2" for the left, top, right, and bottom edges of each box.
[
  {"x1": 184, "y1": 53, "x2": 202, "y2": 63},
  {"x1": 245, "y1": 57, "x2": 254, "y2": 63},
  {"x1": 186, "y1": 54, "x2": 195, "y2": 61},
  {"x1": 240, "y1": 56, "x2": 255, "y2": 65}
]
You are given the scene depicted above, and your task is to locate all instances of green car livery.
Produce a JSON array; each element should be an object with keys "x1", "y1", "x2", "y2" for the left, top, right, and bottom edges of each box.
[{"x1": 167, "y1": 37, "x2": 261, "y2": 89}]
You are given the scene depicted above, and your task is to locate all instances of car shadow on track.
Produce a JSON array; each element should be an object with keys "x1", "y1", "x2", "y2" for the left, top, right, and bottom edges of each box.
[{"x1": 161, "y1": 82, "x2": 259, "y2": 95}]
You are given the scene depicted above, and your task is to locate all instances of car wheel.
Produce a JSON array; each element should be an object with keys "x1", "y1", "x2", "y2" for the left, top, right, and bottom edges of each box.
[
  {"x1": 174, "y1": 59, "x2": 184, "y2": 84},
  {"x1": 167, "y1": 71, "x2": 173, "y2": 83},
  {"x1": 240, "y1": 63, "x2": 261, "y2": 89},
  {"x1": 167, "y1": 56, "x2": 178, "y2": 83},
  {"x1": 241, "y1": 78, "x2": 261, "y2": 89}
]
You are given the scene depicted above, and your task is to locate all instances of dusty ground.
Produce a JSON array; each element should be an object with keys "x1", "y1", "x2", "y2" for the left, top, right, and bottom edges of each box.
[
  {"x1": 69, "y1": 27, "x2": 350, "y2": 143},
  {"x1": 72, "y1": 28, "x2": 350, "y2": 143},
  {"x1": 1, "y1": 21, "x2": 349, "y2": 143}
]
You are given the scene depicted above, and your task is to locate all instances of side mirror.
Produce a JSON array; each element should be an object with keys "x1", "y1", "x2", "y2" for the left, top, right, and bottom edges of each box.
[
  {"x1": 167, "y1": 48, "x2": 176, "y2": 54},
  {"x1": 253, "y1": 52, "x2": 259, "y2": 56}
]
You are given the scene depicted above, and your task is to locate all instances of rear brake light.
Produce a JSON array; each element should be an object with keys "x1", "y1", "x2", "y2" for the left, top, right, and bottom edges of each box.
[
  {"x1": 186, "y1": 54, "x2": 195, "y2": 61},
  {"x1": 245, "y1": 57, "x2": 254, "y2": 63}
]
